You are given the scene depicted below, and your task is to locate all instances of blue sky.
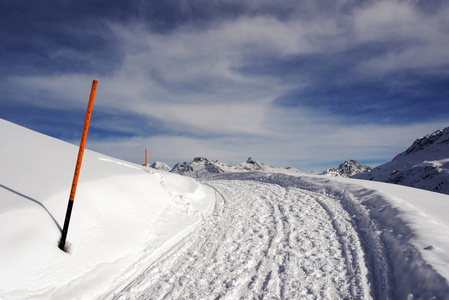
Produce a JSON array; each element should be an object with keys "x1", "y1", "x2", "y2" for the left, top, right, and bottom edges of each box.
[{"x1": 1, "y1": 0, "x2": 449, "y2": 171}]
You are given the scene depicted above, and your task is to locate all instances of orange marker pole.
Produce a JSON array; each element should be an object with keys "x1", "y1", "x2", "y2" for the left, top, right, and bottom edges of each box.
[
  {"x1": 59, "y1": 79, "x2": 98, "y2": 251},
  {"x1": 145, "y1": 149, "x2": 148, "y2": 167}
]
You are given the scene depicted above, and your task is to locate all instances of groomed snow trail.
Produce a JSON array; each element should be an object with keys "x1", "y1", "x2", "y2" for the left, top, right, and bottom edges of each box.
[{"x1": 110, "y1": 179, "x2": 382, "y2": 299}]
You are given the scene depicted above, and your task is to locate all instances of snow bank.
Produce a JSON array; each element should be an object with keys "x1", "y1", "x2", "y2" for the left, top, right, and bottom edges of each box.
[{"x1": 0, "y1": 119, "x2": 213, "y2": 299}]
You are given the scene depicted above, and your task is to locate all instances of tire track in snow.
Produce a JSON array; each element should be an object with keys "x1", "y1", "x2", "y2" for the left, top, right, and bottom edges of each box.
[
  {"x1": 310, "y1": 191, "x2": 371, "y2": 298},
  {"x1": 109, "y1": 180, "x2": 375, "y2": 299}
]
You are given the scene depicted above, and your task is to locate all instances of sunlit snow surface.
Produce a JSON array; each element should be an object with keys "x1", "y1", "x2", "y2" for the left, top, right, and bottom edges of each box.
[
  {"x1": 0, "y1": 119, "x2": 213, "y2": 299},
  {"x1": 1, "y1": 119, "x2": 449, "y2": 299}
]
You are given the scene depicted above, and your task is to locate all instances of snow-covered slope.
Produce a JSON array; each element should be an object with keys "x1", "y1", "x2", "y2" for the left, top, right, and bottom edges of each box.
[
  {"x1": 355, "y1": 127, "x2": 449, "y2": 194},
  {"x1": 0, "y1": 119, "x2": 213, "y2": 299},
  {"x1": 171, "y1": 157, "x2": 309, "y2": 179},
  {"x1": 321, "y1": 160, "x2": 372, "y2": 177}
]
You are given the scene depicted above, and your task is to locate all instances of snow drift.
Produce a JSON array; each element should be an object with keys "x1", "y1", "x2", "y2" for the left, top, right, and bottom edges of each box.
[{"x1": 0, "y1": 119, "x2": 213, "y2": 299}]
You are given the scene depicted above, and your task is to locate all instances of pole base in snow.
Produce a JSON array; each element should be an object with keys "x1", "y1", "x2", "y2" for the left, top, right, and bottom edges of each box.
[
  {"x1": 58, "y1": 199, "x2": 74, "y2": 252},
  {"x1": 58, "y1": 240, "x2": 66, "y2": 252}
]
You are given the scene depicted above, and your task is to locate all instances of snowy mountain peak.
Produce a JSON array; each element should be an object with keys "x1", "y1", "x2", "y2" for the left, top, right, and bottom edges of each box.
[
  {"x1": 355, "y1": 126, "x2": 449, "y2": 194},
  {"x1": 193, "y1": 157, "x2": 209, "y2": 163},
  {"x1": 246, "y1": 157, "x2": 257, "y2": 164},
  {"x1": 150, "y1": 161, "x2": 171, "y2": 172},
  {"x1": 237, "y1": 157, "x2": 265, "y2": 171},
  {"x1": 396, "y1": 127, "x2": 449, "y2": 160},
  {"x1": 171, "y1": 162, "x2": 194, "y2": 174},
  {"x1": 321, "y1": 160, "x2": 372, "y2": 178},
  {"x1": 171, "y1": 157, "x2": 225, "y2": 178}
]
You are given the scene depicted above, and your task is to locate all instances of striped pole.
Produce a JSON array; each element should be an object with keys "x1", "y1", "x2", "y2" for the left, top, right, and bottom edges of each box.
[{"x1": 59, "y1": 79, "x2": 98, "y2": 251}]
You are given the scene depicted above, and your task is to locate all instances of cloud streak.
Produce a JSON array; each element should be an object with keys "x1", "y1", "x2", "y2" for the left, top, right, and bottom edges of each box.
[{"x1": 2, "y1": 0, "x2": 449, "y2": 171}]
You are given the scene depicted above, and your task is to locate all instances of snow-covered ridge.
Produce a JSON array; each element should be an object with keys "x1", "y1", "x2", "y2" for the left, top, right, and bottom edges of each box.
[
  {"x1": 355, "y1": 126, "x2": 449, "y2": 195},
  {"x1": 402, "y1": 128, "x2": 449, "y2": 157},
  {"x1": 321, "y1": 160, "x2": 372, "y2": 178}
]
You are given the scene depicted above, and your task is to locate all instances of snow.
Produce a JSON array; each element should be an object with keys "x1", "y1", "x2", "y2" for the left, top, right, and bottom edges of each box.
[
  {"x1": 0, "y1": 119, "x2": 213, "y2": 299},
  {"x1": 212, "y1": 172, "x2": 449, "y2": 299},
  {"x1": 1, "y1": 118, "x2": 449, "y2": 299},
  {"x1": 335, "y1": 177, "x2": 449, "y2": 280}
]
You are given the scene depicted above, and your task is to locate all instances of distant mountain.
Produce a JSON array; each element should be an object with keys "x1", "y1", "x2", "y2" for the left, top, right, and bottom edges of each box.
[
  {"x1": 321, "y1": 160, "x2": 372, "y2": 178},
  {"x1": 170, "y1": 157, "x2": 229, "y2": 179},
  {"x1": 170, "y1": 157, "x2": 308, "y2": 179},
  {"x1": 150, "y1": 161, "x2": 171, "y2": 172},
  {"x1": 235, "y1": 157, "x2": 308, "y2": 174},
  {"x1": 235, "y1": 157, "x2": 266, "y2": 171},
  {"x1": 354, "y1": 127, "x2": 449, "y2": 195}
]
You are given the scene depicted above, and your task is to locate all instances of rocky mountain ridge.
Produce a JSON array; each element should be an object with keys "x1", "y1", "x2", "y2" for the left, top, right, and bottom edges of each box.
[
  {"x1": 150, "y1": 161, "x2": 171, "y2": 172},
  {"x1": 152, "y1": 157, "x2": 309, "y2": 179},
  {"x1": 321, "y1": 160, "x2": 372, "y2": 178},
  {"x1": 148, "y1": 126, "x2": 449, "y2": 194},
  {"x1": 354, "y1": 126, "x2": 449, "y2": 195}
]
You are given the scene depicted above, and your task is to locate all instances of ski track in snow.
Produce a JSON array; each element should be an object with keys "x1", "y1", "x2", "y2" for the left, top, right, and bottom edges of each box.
[{"x1": 106, "y1": 178, "x2": 397, "y2": 300}]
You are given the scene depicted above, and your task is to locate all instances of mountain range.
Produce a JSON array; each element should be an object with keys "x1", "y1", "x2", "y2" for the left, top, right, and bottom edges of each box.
[
  {"x1": 151, "y1": 126, "x2": 449, "y2": 195},
  {"x1": 152, "y1": 157, "x2": 311, "y2": 179}
]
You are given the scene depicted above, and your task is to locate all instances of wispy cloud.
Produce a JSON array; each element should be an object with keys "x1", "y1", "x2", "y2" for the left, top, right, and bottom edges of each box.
[
  {"x1": 353, "y1": 1, "x2": 449, "y2": 74},
  {"x1": 2, "y1": 0, "x2": 449, "y2": 171}
]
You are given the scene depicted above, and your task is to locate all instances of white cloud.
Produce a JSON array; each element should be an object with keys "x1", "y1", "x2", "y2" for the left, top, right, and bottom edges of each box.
[
  {"x1": 142, "y1": 102, "x2": 271, "y2": 136},
  {"x1": 353, "y1": 0, "x2": 417, "y2": 41},
  {"x1": 7, "y1": 4, "x2": 449, "y2": 171},
  {"x1": 9, "y1": 75, "x2": 93, "y2": 109},
  {"x1": 353, "y1": 0, "x2": 449, "y2": 74}
]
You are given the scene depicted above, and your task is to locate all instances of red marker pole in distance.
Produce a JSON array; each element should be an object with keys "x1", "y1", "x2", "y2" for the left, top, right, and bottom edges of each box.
[
  {"x1": 145, "y1": 149, "x2": 148, "y2": 167},
  {"x1": 59, "y1": 79, "x2": 98, "y2": 251}
]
